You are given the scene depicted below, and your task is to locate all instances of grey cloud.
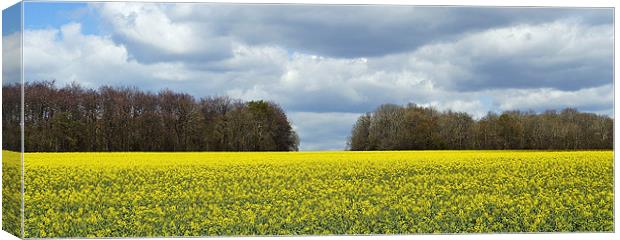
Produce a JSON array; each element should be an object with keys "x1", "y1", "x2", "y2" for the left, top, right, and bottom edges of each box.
[
  {"x1": 165, "y1": 5, "x2": 613, "y2": 59},
  {"x1": 91, "y1": 3, "x2": 613, "y2": 62},
  {"x1": 403, "y1": 19, "x2": 613, "y2": 92},
  {"x1": 470, "y1": 57, "x2": 612, "y2": 91}
]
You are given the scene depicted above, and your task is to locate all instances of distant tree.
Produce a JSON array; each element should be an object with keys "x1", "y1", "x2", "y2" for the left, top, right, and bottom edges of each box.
[
  {"x1": 348, "y1": 113, "x2": 372, "y2": 151},
  {"x1": 498, "y1": 111, "x2": 524, "y2": 149},
  {"x1": 348, "y1": 103, "x2": 613, "y2": 150},
  {"x1": 438, "y1": 111, "x2": 475, "y2": 149}
]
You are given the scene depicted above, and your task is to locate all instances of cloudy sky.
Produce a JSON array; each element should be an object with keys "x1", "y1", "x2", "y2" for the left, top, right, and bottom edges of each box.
[{"x1": 5, "y1": 2, "x2": 614, "y2": 150}]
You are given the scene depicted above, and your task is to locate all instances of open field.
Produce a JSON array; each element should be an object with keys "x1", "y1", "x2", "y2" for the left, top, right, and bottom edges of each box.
[{"x1": 14, "y1": 150, "x2": 614, "y2": 237}]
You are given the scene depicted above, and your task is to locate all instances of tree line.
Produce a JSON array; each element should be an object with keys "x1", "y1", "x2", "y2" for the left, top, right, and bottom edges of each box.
[
  {"x1": 348, "y1": 103, "x2": 613, "y2": 150},
  {"x1": 2, "y1": 81, "x2": 299, "y2": 152}
]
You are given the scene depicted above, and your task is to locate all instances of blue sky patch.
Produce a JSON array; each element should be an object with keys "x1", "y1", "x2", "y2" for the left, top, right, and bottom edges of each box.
[
  {"x1": 2, "y1": 2, "x2": 21, "y2": 36},
  {"x1": 24, "y1": 2, "x2": 98, "y2": 35}
]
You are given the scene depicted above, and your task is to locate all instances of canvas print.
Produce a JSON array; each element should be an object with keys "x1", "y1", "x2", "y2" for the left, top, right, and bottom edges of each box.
[{"x1": 1, "y1": 1, "x2": 614, "y2": 238}]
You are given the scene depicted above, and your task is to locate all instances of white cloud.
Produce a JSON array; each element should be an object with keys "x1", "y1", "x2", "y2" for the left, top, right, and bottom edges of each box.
[
  {"x1": 22, "y1": 22, "x2": 233, "y2": 93},
  {"x1": 95, "y1": 3, "x2": 194, "y2": 54},
  {"x1": 492, "y1": 84, "x2": 613, "y2": 112},
  {"x1": 464, "y1": 20, "x2": 611, "y2": 61},
  {"x1": 2, "y1": 32, "x2": 21, "y2": 84},
  {"x1": 93, "y1": 2, "x2": 233, "y2": 63},
  {"x1": 420, "y1": 99, "x2": 488, "y2": 119}
]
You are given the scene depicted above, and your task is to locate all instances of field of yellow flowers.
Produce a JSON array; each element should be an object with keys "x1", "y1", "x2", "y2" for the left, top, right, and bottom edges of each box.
[
  {"x1": 2, "y1": 150, "x2": 21, "y2": 238},
  {"x1": 15, "y1": 150, "x2": 615, "y2": 237}
]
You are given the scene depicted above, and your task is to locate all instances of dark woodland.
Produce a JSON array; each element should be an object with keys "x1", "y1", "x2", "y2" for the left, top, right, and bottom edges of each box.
[
  {"x1": 348, "y1": 103, "x2": 613, "y2": 150},
  {"x1": 2, "y1": 81, "x2": 614, "y2": 152},
  {"x1": 2, "y1": 81, "x2": 299, "y2": 152}
]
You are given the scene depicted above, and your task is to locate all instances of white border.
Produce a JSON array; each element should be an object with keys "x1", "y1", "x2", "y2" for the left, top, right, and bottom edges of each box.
[{"x1": 0, "y1": 0, "x2": 617, "y2": 240}]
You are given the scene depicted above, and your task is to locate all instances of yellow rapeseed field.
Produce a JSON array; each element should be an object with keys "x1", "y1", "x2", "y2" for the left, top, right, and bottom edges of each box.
[
  {"x1": 12, "y1": 150, "x2": 615, "y2": 237},
  {"x1": 1, "y1": 150, "x2": 21, "y2": 237}
]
